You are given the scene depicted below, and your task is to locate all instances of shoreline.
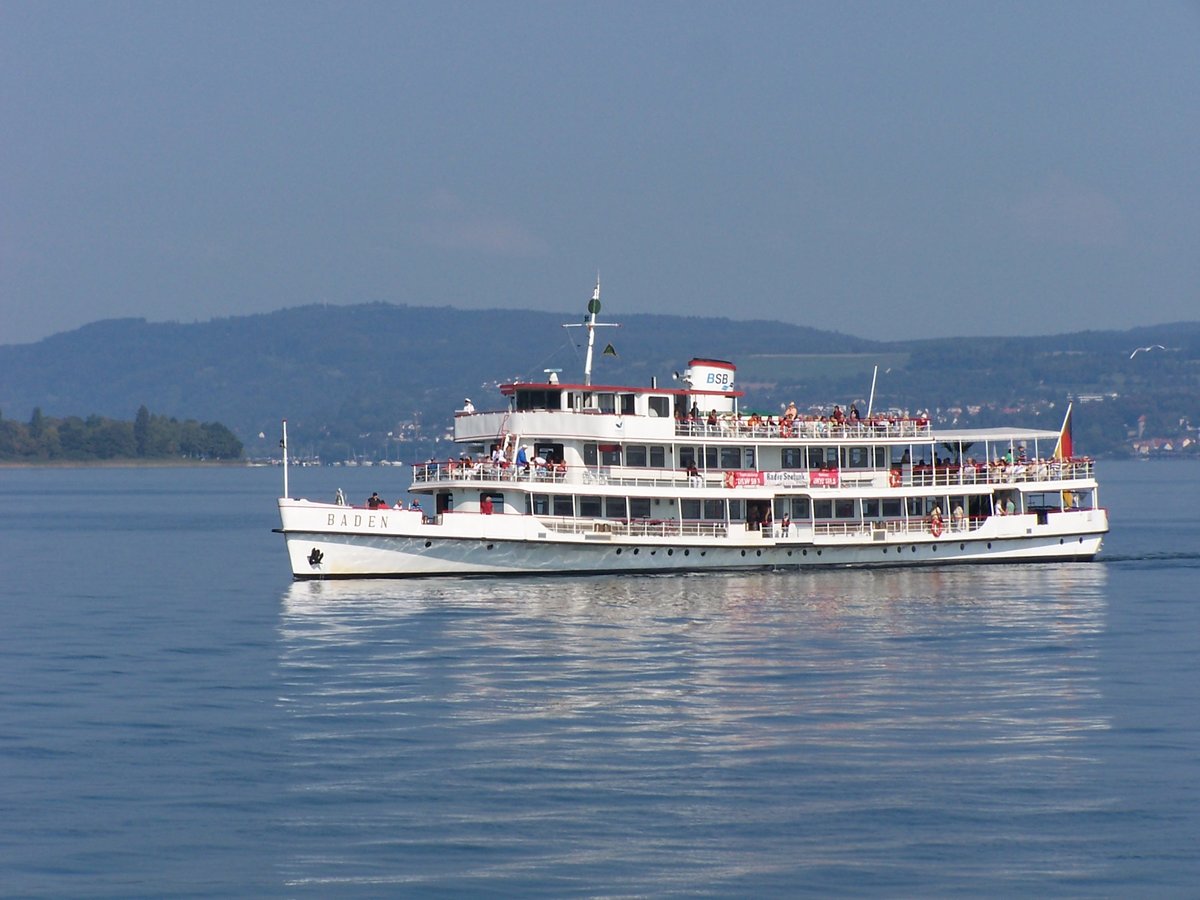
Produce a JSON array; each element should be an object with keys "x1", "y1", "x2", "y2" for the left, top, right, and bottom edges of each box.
[{"x1": 0, "y1": 459, "x2": 247, "y2": 470}]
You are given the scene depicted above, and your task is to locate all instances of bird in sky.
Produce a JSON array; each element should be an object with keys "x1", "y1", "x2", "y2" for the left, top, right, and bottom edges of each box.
[{"x1": 1129, "y1": 344, "x2": 1166, "y2": 359}]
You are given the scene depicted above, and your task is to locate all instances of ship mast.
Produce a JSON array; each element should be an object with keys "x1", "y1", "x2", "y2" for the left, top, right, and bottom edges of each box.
[{"x1": 563, "y1": 275, "x2": 619, "y2": 386}]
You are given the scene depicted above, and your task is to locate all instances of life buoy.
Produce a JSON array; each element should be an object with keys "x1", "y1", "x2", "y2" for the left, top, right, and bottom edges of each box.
[
  {"x1": 929, "y1": 518, "x2": 942, "y2": 538},
  {"x1": 889, "y1": 469, "x2": 902, "y2": 488},
  {"x1": 780, "y1": 421, "x2": 793, "y2": 438}
]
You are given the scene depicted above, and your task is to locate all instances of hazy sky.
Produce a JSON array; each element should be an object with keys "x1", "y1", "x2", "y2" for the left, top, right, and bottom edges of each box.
[{"x1": 3, "y1": 1, "x2": 1198, "y2": 346}]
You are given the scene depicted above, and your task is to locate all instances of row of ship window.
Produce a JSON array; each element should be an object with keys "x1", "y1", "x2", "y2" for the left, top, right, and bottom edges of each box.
[
  {"x1": 582, "y1": 443, "x2": 894, "y2": 470},
  {"x1": 518, "y1": 494, "x2": 1001, "y2": 520}
]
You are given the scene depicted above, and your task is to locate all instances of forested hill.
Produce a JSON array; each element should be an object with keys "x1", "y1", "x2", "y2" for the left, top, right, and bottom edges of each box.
[{"x1": 1, "y1": 303, "x2": 1198, "y2": 459}]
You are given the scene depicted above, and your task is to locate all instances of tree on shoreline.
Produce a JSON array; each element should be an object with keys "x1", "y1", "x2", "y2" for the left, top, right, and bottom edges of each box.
[{"x1": 0, "y1": 406, "x2": 242, "y2": 461}]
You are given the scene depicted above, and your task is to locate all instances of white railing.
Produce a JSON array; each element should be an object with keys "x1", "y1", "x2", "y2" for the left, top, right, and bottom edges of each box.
[
  {"x1": 675, "y1": 417, "x2": 932, "y2": 440},
  {"x1": 808, "y1": 517, "x2": 984, "y2": 539},
  {"x1": 413, "y1": 463, "x2": 568, "y2": 485},
  {"x1": 411, "y1": 460, "x2": 1094, "y2": 490},
  {"x1": 903, "y1": 460, "x2": 1094, "y2": 487},
  {"x1": 541, "y1": 518, "x2": 729, "y2": 539}
]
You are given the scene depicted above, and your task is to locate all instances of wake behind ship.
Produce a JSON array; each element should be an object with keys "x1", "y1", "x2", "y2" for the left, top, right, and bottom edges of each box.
[{"x1": 276, "y1": 281, "x2": 1108, "y2": 578}]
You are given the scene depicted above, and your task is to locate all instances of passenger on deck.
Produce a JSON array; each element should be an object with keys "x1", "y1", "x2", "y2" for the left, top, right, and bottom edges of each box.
[
  {"x1": 367, "y1": 492, "x2": 384, "y2": 509},
  {"x1": 392, "y1": 498, "x2": 405, "y2": 510},
  {"x1": 687, "y1": 462, "x2": 701, "y2": 487}
]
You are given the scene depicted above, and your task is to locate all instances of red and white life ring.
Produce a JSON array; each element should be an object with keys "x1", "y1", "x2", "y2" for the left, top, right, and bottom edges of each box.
[
  {"x1": 889, "y1": 469, "x2": 902, "y2": 488},
  {"x1": 929, "y1": 518, "x2": 943, "y2": 538}
]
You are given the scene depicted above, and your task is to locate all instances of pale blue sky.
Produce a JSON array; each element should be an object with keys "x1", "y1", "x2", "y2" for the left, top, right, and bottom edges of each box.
[{"x1": 3, "y1": 1, "x2": 1198, "y2": 345}]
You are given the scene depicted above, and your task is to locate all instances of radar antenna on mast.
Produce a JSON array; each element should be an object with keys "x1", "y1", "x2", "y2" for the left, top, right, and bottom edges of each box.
[{"x1": 562, "y1": 274, "x2": 620, "y2": 385}]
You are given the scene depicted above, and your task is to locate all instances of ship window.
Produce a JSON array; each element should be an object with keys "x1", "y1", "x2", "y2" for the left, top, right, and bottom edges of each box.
[
  {"x1": 790, "y1": 497, "x2": 811, "y2": 518},
  {"x1": 579, "y1": 495, "x2": 602, "y2": 517},
  {"x1": 605, "y1": 497, "x2": 627, "y2": 518},
  {"x1": 874, "y1": 447, "x2": 887, "y2": 468},
  {"x1": 782, "y1": 448, "x2": 805, "y2": 469},
  {"x1": 583, "y1": 443, "x2": 598, "y2": 465},
  {"x1": 728, "y1": 499, "x2": 744, "y2": 520},
  {"x1": 744, "y1": 448, "x2": 755, "y2": 468},
  {"x1": 679, "y1": 447, "x2": 697, "y2": 468},
  {"x1": 843, "y1": 446, "x2": 872, "y2": 469},
  {"x1": 649, "y1": 396, "x2": 670, "y2": 418},
  {"x1": 516, "y1": 389, "x2": 559, "y2": 410},
  {"x1": 810, "y1": 447, "x2": 838, "y2": 469},
  {"x1": 598, "y1": 393, "x2": 616, "y2": 413},
  {"x1": 703, "y1": 499, "x2": 724, "y2": 519},
  {"x1": 862, "y1": 498, "x2": 881, "y2": 518},
  {"x1": 529, "y1": 494, "x2": 550, "y2": 516},
  {"x1": 601, "y1": 445, "x2": 622, "y2": 465},
  {"x1": 882, "y1": 498, "x2": 902, "y2": 517},
  {"x1": 720, "y1": 447, "x2": 741, "y2": 469},
  {"x1": 553, "y1": 495, "x2": 573, "y2": 516},
  {"x1": 705, "y1": 447, "x2": 719, "y2": 468},
  {"x1": 681, "y1": 499, "x2": 701, "y2": 519},
  {"x1": 626, "y1": 445, "x2": 648, "y2": 467},
  {"x1": 629, "y1": 498, "x2": 651, "y2": 518},
  {"x1": 620, "y1": 394, "x2": 636, "y2": 415},
  {"x1": 813, "y1": 499, "x2": 833, "y2": 519},
  {"x1": 650, "y1": 446, "x2": 667, "y2": 468},
  {"x1": 481, "y1": 492, "x2": 505, "y2": 513},
  {"x1": 835, "y1": 499, "x2": 856, "y2": 518}
]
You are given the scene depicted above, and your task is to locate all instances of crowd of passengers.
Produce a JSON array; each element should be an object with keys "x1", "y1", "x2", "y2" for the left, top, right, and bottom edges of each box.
[{"x1": 679, "y1": 401, "x2": 930, "y2": 436}]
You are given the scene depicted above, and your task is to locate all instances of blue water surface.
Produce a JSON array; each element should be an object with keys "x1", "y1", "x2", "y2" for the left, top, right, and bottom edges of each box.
[{"x1": 0, "y1": 460, "x2": 1197, "y2": 897}]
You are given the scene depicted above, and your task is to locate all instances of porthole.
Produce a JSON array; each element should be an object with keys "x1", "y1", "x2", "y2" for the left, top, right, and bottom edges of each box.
[
  {"x1": 816, "y1": 550, "x2": 822, "y2": 556},
  {"x1": 700, "y1": 551, "x2": 706, "y2": 557},
  {"x1": 1078, "y1": 537, "x2": 1084, "y2": 543},
  {"x1": 667, "y1": 549, "x2": 674, "y2": 556},
  {"x1": 987, "y1": 542, "x2": 992, "y2": 549},
  {"x1": 740, "y1": 550, "x2": 747, "y2": 557},
  {"x1": 424, "y1": 541, "x2": 432, "y2": 548},
  {"x1": 911, "y1": 546, "x2": 917, "y2": 553},
  {"x1": 1059, "y1": 538, "x2": 1064, "y2": 545},
  {"x1": 650, "y1": 550, "x2": 657, "y2": 556},
  {"x1": 883, "y1": 548, "x2": 888, "y2": 554},
  {"x1": 787, "y1": 551, "x2": 793, "y2": 557},
  {"x1": 633, "y1": 548, "x2": 640, "y2": 555},
  {"x1": 756, "y1": 550, "x2": 762, "y2": 557},
  {"x1": 486, "y1": 543, "x2": 494, "y2": 550},
  {"x1": 802, "y1": 549, "x2": 808, "y2": 556},
  {"x1": 616, "y1": 548, "x2": 623, "y2": 555},
  {"x1": 959, "y1": 543, "x2": 965, "y2": 550},
  {"x1": 684, "y1": 549, "x2": 690, "y2": 557},
  {"x1": 932, "y1": 544, "x2": 937, "y2": 551}
]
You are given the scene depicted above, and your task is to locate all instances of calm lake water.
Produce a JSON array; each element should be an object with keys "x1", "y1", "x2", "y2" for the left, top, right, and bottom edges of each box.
[{"x1": 1, "y1": 460, "x2": 1197, "y2": 897}]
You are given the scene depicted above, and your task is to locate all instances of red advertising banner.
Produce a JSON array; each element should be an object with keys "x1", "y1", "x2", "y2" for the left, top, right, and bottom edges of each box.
[
  {"x1": 809, "y1": 468, "x2": 840, "y2": 488},
  {"x1": 723, "y1": 470, "x2": 766, "y2": 488}
]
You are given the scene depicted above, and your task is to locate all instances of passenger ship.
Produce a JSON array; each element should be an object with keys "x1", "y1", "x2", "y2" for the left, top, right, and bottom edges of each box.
[{"x1": 277, "y1": 285, "x2": 1108, "y2": 579}]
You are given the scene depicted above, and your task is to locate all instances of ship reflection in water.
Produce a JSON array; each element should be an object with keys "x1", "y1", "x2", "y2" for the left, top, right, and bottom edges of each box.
[{"x1": 275, "y1": 564, "x2": 1111, "y2": 894}]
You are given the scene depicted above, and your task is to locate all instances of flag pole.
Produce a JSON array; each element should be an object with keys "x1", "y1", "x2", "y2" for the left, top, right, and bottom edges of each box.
[{"x1": 281, "y1": 419, "x2": 289, "y2": 499}]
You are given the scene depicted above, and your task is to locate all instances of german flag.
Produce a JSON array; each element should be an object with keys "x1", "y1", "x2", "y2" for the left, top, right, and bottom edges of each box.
[{"x1": 1053, "y1": 402, "x2": 1074, "y2": 460}]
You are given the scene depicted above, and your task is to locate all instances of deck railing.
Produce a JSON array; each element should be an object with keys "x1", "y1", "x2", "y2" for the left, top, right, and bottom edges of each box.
[
  {"x1": 675, "y1": 418, "x2": 932, "y2": 440},
  {"x1": 540, "y1": 518, "x2": 728, "y2": 539},
  {"x1": 410, "y1": 459, "x2": 1095, "y2": 489}
]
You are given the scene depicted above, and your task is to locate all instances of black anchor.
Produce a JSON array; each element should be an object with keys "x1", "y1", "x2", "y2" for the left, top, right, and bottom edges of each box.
[{"x1": 308, "y1": 548, "x2": 324, "y2": 567}]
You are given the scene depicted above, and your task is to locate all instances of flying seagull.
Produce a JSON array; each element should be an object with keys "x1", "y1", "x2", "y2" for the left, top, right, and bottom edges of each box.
[{"x1": 1129, "y1": 344, "x2": 1166, "y2": 359}]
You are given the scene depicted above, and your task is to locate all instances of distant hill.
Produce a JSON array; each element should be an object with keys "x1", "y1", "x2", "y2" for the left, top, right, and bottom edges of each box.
[{"x1": 2, "y1": 304, "x2": 1198, "y2": 459}]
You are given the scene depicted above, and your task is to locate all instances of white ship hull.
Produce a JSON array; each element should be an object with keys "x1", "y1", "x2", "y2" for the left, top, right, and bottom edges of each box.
[{"x1": 279, "y1": 499, "x2": 1107, "y2": 579}]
